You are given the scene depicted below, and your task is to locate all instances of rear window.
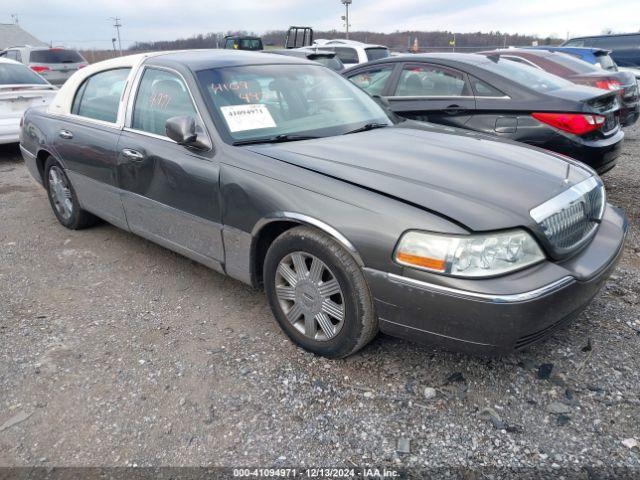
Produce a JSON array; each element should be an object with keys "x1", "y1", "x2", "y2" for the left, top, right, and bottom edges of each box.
[
  {"x1": 310, "y1": 55, "x2": 344, "y2": 71},
  {"x1": 365, "y1": 47, "x2": 390, "y2": 62},
  {"x1": 547, "y1": 52, "x2": 600, "y2": 74},
  {"x1": 30, "y1": 49, "x2": 84, "y2": 64},
  {"x1": 239, "y1": 39, "x2": 263, "y2": 51},
  {"x1": 0, "y1": 63, "x2": 48, "y2": 85},
  {"x1": 478, "y1": 58, "x2": 572, "y2": 92}
]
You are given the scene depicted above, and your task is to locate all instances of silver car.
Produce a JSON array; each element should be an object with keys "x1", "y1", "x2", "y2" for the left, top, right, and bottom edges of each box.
[{"x1": 0, "y1": 46, "x2": 87, "y2": 86}]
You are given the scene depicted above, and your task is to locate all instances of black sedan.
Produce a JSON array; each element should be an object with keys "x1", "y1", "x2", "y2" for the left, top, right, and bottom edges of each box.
[
  {"x1": 479, "y1": 48, "x2": 640, "y2": 127},
  {"x1": 344, "y1": 53, "x2": 623, "y2": 173},
  {"x1": 20, "y1": 50, "x2": 627, "y2": 358}
]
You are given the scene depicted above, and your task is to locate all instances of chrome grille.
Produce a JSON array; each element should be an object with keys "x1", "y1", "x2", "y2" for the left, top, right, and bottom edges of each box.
[{"x1": 530, "y1": 177, "x2": 605, "y2": 255}]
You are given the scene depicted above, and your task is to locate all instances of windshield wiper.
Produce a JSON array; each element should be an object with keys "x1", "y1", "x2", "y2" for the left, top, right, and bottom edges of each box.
[
  {"x1": 233, "y1": 134, "x2": 321, "y2": 146},
  {"x1": 343, "y1": 122, "x2": 390, "y2": 135}
]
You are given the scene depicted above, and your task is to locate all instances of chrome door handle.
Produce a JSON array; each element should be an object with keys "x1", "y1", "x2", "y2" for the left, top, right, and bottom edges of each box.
[
  {"x1": 59, "y1": 129, "x2": 73, "y2": 139},
  {"x1": 121, "y1": 148, "x2": 145, "y2": 161}
]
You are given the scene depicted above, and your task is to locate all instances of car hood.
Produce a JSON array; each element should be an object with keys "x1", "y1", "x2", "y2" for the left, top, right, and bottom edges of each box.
[{"x1": 246, "y1": 124, "x2": 593, "y2": 232}]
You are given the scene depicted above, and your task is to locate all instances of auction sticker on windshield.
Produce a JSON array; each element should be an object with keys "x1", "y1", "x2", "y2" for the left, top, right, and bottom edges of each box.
[{"x1": 220, "y1": 104, "x2": 276, "y2": 132}]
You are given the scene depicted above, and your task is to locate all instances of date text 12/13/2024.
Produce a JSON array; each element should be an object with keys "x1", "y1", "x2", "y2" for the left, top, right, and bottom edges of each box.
[{"x1": 232, "y1": 468, "x2": 401, "y2": 478}]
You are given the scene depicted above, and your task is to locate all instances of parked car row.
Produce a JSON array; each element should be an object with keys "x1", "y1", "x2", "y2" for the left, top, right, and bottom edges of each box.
[
  {"x1": 18, "y1": 50, "x2": 628, "y2": 358},
  {"x1": 0, "y1": 46, "x2": 87, "y2": 85},
  {"x1": 480, "y1": 49, "x2": 639, "y2": 127},
  {"x1": 344, "y1": 52, "x2": 626, "y2": 173},
  {"x1": 0, "y1": 57, "x2": 57, "y2": 144}
]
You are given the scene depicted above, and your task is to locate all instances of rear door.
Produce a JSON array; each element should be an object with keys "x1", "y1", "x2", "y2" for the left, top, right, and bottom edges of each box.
[
  {"x1": 52, "y1": 67, "x2": 130, "y2": 229},
  {"x1": 385, "y1": 62, "x2": 476, "y2": 128},
  {"x1": 117, "y1": 66, "x2": 224, "y2": 270}
]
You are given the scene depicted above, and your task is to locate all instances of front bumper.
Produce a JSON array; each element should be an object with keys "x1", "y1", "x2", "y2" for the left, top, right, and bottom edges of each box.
[{"x1": 364, "y1": 205, "x2": 628, "y2": 355}]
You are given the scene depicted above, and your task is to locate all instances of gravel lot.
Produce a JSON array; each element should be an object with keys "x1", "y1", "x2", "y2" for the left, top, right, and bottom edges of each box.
[{"x1": 0, "y1": 125, "x2": 639, "y2": 477}]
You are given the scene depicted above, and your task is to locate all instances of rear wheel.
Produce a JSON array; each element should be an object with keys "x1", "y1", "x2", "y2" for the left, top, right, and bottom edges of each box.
[
  {"x1": 44, "y1": 157, "x2": 97, "y2": 230},
  {"x1": 264, "y1": 226, "x2": 378, "y2": 358}
]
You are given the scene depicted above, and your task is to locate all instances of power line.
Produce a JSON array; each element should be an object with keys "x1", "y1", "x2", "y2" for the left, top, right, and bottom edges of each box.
[{"x1": 109, "y1": 17, "x2": 123, "y2": 55}]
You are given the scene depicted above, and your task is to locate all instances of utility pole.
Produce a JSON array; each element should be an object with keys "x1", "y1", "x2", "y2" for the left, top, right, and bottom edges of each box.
[
  {"x1": 109, "y1": 17, "x2": 123, "y2": 55},
  {"x1": 341, "y1": 0, "x2": 352, "y2": 39}
]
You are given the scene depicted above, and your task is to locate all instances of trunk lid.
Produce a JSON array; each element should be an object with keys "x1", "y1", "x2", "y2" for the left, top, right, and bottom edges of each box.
[{"x1": 0, "y1": 85, "x2": 57, "y2": 119}]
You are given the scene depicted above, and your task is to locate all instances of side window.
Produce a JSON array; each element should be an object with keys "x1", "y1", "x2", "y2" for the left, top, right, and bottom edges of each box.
[
  {"x1": 394, "y1": 65, "x2": 469, "y2": 97},
  {"x1": 72, "y1": 68, "x2": 130, "y2": 123},
  {"x1": 469, "y1": 76, "x2": 506, "y2": 97},
  {"x1": 6, "y1": 50, "x2": 20, "y2": 61},
  {"x1": 131, "y1": 68, "x2": 197, "y2": 137},
  {"x1": 333, "y1": 47, "x2": 359, "y2": 65},
  {"x1": 591, "y1": 35, "x2": 639, "y2": 49},
  {"x1": 564, "y1": 39, "x2": 585, "y2": 47},
  {"x1": 348, "y1": 66, "x2": 394, "y2": 96}
]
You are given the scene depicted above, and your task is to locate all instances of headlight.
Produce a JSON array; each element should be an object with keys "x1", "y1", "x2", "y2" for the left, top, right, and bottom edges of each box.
[{"x1": 394, "y1": 229, "x2": 545, "y2": 278}]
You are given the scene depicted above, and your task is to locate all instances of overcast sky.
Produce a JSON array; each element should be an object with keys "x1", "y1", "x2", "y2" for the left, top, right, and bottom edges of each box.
[{"x1": 3, "y1": 0, "x2": 639, "y2": 49}]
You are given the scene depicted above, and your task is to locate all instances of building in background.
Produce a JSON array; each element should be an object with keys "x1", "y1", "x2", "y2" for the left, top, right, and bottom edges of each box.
[{"x1": 0, "y1": 23, "x2": 46, "y2": 49}]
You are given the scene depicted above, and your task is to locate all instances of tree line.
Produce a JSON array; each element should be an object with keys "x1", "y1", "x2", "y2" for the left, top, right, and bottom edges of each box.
[{"x1": 129, "y1": 29, "x2": 561, "y2": 51}]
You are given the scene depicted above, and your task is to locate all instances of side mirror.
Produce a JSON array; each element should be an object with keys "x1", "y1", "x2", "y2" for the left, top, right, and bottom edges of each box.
[{"x1": 165, "y1": 116, "x2": 198, "y2": 145}]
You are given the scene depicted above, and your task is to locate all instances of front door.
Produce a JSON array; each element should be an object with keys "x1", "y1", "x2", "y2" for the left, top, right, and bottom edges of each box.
[
  {"x1": 386, "y1": 63, "x2": 476, "y2": 128},
  {"x1": 116, "y1": 66, "x2": 224, "y2": 271}
]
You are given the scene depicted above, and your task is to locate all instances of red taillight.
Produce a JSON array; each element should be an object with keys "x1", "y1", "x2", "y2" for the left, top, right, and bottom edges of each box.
[
  {"x1": 594, "y1": 79, "x2": 621, "y2": 91},
  {"x1": 30, "y1": 65, "x2": 51, "y2": 73},
  {"x1": 78, "y1": 64, "x2": 87, "y2": 69},
  {"x1": 532, "y1": 112, "x2": 605, "y2": 135}
]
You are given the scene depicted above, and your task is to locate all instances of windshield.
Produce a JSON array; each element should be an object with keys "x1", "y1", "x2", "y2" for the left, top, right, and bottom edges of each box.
[
  {"x1": 196, "y1": 64, "x2": 391, "y2": 143},
  {"x1": 479, "y1": 58, "x2": 573, "y2": 92},
  {"x1": 0, "y1": 63, "x2": 48, "y2": 85},
  {"x1": 30, "y1": 49, "x2": 84, "y2": 64},
  {"x1": 365, "y1": 47, "x2": 390, "y2": 62}
]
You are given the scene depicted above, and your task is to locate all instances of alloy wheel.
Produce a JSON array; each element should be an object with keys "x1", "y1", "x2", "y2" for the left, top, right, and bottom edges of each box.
[
  {"x1": 275, "y1": 251, "x2": 345, "y2": 341},
  {"x1": 48, "y1": 166, "x2": 73, "y2": 221}
]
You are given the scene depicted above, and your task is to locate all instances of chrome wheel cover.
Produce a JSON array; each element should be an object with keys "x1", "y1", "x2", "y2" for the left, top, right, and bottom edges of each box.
[
  {"x1": 275, "y1": 251, "x2": 345, "y2": 341},
  {"x1": 48, "y1": 166, "x2": 73, "y2": 221}
]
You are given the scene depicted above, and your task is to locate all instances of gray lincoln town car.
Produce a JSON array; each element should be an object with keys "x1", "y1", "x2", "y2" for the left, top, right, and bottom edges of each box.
[{"x1": 19, "y1": 50, "x2": 628, "y2": 358}]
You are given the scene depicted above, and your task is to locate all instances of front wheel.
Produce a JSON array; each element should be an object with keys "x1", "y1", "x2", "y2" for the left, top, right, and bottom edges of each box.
[
  {"x1": 263, "y1": 226, "x2": 378, "y2": 358},
  {"x1": 44, "y1": 157, "x2": 97, "y2": 230}
]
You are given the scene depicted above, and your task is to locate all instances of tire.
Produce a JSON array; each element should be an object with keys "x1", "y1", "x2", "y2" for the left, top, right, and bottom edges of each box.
[
  {"x1": 263, "y1": 226, "x2": 378, "y2": 358},
  {"x1": 44, "y1": 157, "x2": 98, "y2": 230}
]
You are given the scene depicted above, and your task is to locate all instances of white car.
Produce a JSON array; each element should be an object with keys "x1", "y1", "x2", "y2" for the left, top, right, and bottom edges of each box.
[
  {"x1": 618, "y1": 66, "x2": 640, "y2": 81},
  {"x1": 312, "y1": 39, "x2": 389, "y2": 66},
  {"x1": 0, "y1": 57, "x2": 56, "y2": 144}
]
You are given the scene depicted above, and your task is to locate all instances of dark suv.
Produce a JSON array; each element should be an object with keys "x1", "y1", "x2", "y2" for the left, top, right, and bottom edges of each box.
[{"x1": 563, "y1": 33, "x2": 640, "y2": 68}]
